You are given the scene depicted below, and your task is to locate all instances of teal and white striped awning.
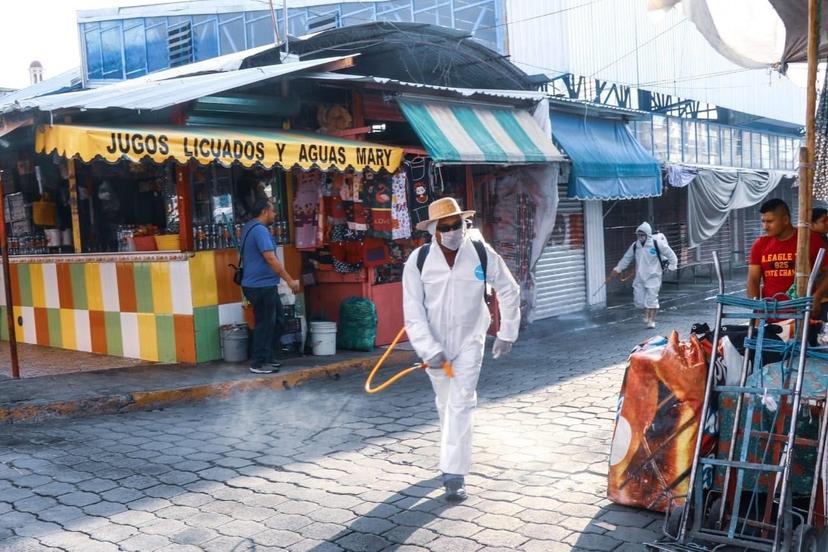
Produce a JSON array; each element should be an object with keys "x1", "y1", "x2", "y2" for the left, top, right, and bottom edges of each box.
[{"x1": 397, "y1": 98, "x2": 563, "y2": 165}]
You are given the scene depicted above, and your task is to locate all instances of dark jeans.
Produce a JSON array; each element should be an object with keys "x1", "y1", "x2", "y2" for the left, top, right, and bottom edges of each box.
[{"x1": 243, "y1": 286, "x2": 282, "y2": 367}]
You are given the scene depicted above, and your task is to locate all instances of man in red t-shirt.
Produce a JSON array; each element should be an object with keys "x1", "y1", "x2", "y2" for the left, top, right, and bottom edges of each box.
[{"x1": 748, "y1": 199, "x2": 828, "y2": 307}]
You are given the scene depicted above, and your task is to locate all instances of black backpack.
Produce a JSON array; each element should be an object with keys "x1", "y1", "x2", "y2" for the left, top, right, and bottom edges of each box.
[{"x1": 416, "y1": 239, "x2": 492, "y2": 304}]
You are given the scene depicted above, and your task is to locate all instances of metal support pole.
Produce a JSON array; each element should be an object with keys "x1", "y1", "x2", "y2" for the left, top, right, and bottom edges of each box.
[
  {"x1": 268, "y1": 0, "x2": 280, "y2": 44},
  {"x1": 0, "y1": 172, "x2": 20, "y2": 379},
  {"x1": 283, "y1": 0, "x2": 289, "y2": 55}
]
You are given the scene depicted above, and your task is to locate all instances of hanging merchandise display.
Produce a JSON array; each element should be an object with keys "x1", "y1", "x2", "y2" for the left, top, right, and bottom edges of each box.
[
  {"x1": 391, "y1": 170, "x2": 412, "y2": 240},
  {"x1": 364, "y1": 172, "x2": 393, "y2": 239},
  {"x1": 293, "y1": 171, "x2": 322, "y2": 250},
  {"x1": 406, "y1": 157, "x2": 435, "y2": 228},
  {"x1": 345, "y1": 175, "x2": 369, "y2": 232},
  {"x1": 479, "y1": 166, "x2": 561, "y2": 321},
  {"x1": 814, "y1": 67, "x2": 828, "y2": 200}
]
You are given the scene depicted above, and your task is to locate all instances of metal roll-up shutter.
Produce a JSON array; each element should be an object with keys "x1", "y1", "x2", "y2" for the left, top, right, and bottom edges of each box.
[{"x1": 533, "y1": 186, "x2": 587, "y2": 319}]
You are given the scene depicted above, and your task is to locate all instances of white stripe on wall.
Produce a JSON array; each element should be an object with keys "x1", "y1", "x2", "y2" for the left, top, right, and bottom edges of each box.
[
  {"x1": 120, "y1": 312, "x2": 140, "y2": 359},
  {"x1": 0, "y1": 269, "x2": 6, "y2": 307},
  {"x1": 218, "y1": 303, "x2": 245, "y2": 326},
  {"x1": 43, "y1": 264, "x2": 60, "y2": 309},
  {"x1": 100, "y1": 263, "x2": 120, "y2": 312},
  {"x1": 21, "y1": 306, "x2": 35, "y2": 344},
  {"x1": 74, "y1": 309, "x2": 92, "y2": 352},
  {"x1": 170, "y1": 261, "x2": 193, "y2": 315}
]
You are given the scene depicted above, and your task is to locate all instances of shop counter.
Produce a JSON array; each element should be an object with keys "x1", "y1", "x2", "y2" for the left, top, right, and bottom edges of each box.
[
  {"x1": 1, "y1": 248, "x2": 252, "y2": 365},
  {"x1": 305, "y1": 267, "x2": 404, "y2": 347}
]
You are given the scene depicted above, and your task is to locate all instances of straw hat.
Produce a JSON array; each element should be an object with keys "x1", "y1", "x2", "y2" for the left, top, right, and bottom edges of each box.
[{"x1": 415, "y1": 197, "x2": 475, "y2": 231}]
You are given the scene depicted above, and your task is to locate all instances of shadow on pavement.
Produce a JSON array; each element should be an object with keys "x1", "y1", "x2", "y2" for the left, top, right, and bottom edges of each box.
[
  {"x1": 310, "y1": 476, "x2": 451, "y2": 551},
  {"x1": 570, "y1": 503, "x2": 663, "y2": 551}
]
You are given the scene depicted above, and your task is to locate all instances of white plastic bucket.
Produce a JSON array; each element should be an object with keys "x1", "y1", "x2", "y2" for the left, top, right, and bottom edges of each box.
[{"x1": 310, "y1": 321, "x2": 337, "y2": 356}]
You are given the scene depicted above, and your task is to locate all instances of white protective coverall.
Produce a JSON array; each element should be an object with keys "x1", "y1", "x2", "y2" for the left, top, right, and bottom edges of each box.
[
  {"x1": 614, "y1": 222, "x2": 678, "y2": 309},
  {"x1": 402, "y1": 233, "x2": 520, "y2": 476}
]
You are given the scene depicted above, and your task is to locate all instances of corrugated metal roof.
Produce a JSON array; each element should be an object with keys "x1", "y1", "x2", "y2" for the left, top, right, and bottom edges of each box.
[
  {"x1": 0, "y1": 68, "x2": 83, "y2": 106},
  {"x1": 132, "y1": 44, "x2": 282, "y2": 82},
  {"x1": 547, "y1": 97, "x2": 651, "y2": 120},
  {"x1": 305, "y1": 72, "x2": 547, "y2": 104},
  {"x1": 1, "y1": 56, "x2": 353, "y2": 114},
  {"x1": 78, "y1": 0, "x2": 384, "y2": 22}
]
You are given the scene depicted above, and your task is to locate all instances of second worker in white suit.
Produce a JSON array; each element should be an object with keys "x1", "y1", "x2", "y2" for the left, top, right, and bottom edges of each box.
[
  {"x1": 611, "y1": 221, "x2": 678, "y2": 328},
  {"x1": 402, "y1": 197, "x2": 521, "y2": 503}
]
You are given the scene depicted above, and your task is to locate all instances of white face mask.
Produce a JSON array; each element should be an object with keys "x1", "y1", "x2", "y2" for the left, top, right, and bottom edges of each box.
[
  {"x1": 637, "y1": 234, "x2": 647, "y2": 245},
  {"x1": 440, "y1": 226, "x2": 466, "y2": 251}
]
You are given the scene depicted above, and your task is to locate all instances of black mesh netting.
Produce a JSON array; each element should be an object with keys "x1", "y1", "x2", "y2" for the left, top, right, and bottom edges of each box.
[
  {"x1": 814, "y1": 64, "x2": 828, "y2": 199},
  {"x1": 337, "y1": 297, "x2": 378, "y2": 352}
]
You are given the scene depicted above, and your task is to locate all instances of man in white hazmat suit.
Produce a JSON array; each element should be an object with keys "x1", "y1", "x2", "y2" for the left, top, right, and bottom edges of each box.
[
  {"x1": 402, "y1": 197, "x2": 521, "y2": 502},
  {"x1": 610, "y1": 222, "x2": 678, "y2": 328}
]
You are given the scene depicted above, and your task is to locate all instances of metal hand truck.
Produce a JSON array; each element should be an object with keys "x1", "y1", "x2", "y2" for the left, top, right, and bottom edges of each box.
[{"x1": 647, "y1": 249, "x2": 828, "y2": 552}]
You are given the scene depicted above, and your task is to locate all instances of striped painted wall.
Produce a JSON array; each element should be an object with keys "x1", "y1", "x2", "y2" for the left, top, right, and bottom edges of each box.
[{"x1": 0, "y1": 249, "x2": 250, "y2": 364}]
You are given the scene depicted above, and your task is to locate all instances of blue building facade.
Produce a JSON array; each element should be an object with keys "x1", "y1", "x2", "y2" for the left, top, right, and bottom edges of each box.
[{"x1": 80, "y1": 0, "x2": 502, "y2": 83}]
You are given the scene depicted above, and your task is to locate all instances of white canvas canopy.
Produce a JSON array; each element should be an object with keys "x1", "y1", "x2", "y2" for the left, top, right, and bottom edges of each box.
[{"x1": 649, "y1": 0, "x2": 828, "y2": 81}]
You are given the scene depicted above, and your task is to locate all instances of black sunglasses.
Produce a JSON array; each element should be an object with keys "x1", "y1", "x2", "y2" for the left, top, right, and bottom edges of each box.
[{"x1": 437, "y1": 220, "x2": 464, "y2": 233}]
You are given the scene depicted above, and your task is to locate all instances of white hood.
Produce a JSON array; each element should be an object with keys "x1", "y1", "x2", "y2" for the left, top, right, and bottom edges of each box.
[{"x1": 636, "y1": 222, "x2": 653, "y2": 237}]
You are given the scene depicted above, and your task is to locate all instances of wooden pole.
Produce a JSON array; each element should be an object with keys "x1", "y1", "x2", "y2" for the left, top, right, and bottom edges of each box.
[
  {"x1": 796, "y1": 0, "x2": 820, "y2": 295},
  {"x1": 176, "y1": 165, "x2": 194, "y2": 252},
  {"x1": 465, "y1": 165, "x2": 474, "y2": 211},
  {"x1": 0, "y1": 172, "x2": 20, "y2": 378},
  {"x1": 67, "y1": 159, "x2": 82, "y2": 254}
]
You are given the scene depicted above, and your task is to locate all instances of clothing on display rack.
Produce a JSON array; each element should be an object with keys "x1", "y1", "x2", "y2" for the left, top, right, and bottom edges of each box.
[
  {"x1": 406, "y1": 157, "x2": 434, "y2": 228},
  {"x1": 391, "y1": 170, "x2": 412, "y2": 240},
  {"x1": 364, "y1": 172, "x2": 393, "y2": 239},
  {"x1": 293, "y1": 171, "x2": 322, "y2": 250}
]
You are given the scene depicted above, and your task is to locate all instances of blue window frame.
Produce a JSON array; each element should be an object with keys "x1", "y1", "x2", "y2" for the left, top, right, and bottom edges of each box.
[
  {"x1": 376, "y1": 0, "x2": 414, "y2": 22},
  {"x1": 193, "y1": 16, "x2": 219, "y2": 61},
  {"x1": 81, "y1": 0, "x2": 503, "y2": 81},
  {"x1": 413, "y1": 0, "x2": 454, "y2": 27},
  {"x1": 219, "y1": 12, "x2": 246, "y2": 54},
  {"x1": 100, "y1": 21, "x2": 124, "y2": 79},
  {"x1": 124, "y1": 20, "x2": 147, "y2": 78},
  {"x1": 145, "y1": 18, "x2": 170, "y2": 73},
  {"x1": 246, "y1": 11, "x2": 275, "y2": 48},
  {"x1": 341, "y1": 4, "x2": 375, "y2": 26},
  {"x1": 84, "y1": 23, "x2": 104, "y2": 80}
]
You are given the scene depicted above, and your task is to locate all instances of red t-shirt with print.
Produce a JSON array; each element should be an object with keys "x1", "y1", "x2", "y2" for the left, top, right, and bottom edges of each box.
[{"x1": 749, "y1": 230, "x2": 827, "y2": 299}]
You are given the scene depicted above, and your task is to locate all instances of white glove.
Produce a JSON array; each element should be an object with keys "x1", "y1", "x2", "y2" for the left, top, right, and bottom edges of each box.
[
  {"x1": 492, "y1": 338, "x2": 513, "y2": 359},
  {"x1": 425, "y1": 351, "x2": 446, "y2": 369}
]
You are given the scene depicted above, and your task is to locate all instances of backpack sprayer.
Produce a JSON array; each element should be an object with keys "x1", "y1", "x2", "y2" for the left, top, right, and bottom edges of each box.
[{"x1": 364, "y1": 327, "x2": 453, "y2": 394}]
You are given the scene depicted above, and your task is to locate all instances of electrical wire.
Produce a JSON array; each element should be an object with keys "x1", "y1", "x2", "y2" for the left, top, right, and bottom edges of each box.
[{"x1": 475, "y1": 0, "x2": 605, "y2": 32}]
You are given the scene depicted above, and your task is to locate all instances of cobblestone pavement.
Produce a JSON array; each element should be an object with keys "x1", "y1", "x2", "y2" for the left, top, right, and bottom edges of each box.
[{"x1": 0, "y1": 295, "x2": 723, "y2": 551}]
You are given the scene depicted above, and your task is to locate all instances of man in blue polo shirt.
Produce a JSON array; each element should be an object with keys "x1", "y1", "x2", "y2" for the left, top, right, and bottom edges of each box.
[{"x1": 241, "y1": 199, "x2": 300, "y2": 374}]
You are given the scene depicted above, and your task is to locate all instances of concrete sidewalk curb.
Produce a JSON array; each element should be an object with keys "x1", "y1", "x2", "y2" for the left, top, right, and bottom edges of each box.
[{"x1": 0, "y1": 350, "x2": 418, "y2": 425}]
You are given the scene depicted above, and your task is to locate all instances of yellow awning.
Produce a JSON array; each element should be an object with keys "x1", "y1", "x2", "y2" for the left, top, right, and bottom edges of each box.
[{"x1": 35, "y1": 124, "x2": 404, "y2": 173}]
